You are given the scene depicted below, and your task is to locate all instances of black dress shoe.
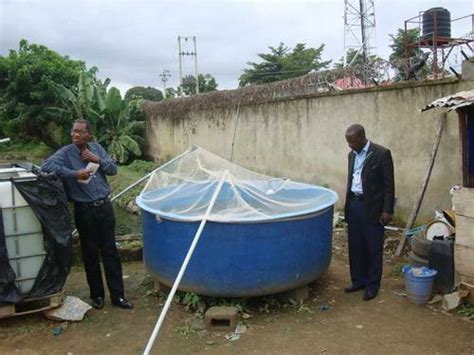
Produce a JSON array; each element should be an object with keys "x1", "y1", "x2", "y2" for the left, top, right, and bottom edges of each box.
[
  {"x1": 344, "y1": 285, "x2": 365, "y2": 293},
  {"x1": 363, "y1": 290, "x2": 377, "y2": 301},
  {"x1": 91, "y1": 297, "x2": 105, "y2": 310},
  {"x1": 112, "y1": 297, "x2": 134, "y2": 309}
]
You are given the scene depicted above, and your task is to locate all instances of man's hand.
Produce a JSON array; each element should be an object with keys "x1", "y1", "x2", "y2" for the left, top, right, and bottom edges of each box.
[
  {"x1": 81, "y1": 148, "x2": 100, "y2": 163},
  {"x1": 76, "y1": 168, "x2": 93, "y2": 180},
  {"x1": 379, "y1": 212, "x2": 392, "y2": 225}
]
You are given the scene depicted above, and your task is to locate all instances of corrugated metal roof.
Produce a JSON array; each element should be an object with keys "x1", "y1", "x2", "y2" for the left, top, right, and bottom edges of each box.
[{"x1": 420, "y1": 90, "x2": 474, "y2": 112}]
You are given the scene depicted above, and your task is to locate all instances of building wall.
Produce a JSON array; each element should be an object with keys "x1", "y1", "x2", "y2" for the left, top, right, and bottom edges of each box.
[{"x1": 144, "y1": 79, "x2": 473, "y2": 222}]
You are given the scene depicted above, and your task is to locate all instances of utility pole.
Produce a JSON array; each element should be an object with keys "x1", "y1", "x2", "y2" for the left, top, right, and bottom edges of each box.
[
  {"x1": 159, "y1": 70, "x2": 171, "y2": 98},
  {"x1": 177, "y1": 36, "x2": 199, "y2": 96},
  {"x1": 193, "y1": 37, "x2": 199, "y2": 94}
]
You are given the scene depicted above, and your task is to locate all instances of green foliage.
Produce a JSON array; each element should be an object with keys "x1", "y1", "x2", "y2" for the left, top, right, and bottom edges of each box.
[
  {"x1": 51, "y1": 72, "x2": 109, "y2": 139},
  {"x1": 175, "y1": 324, "x2": 195, "y2": 337},
  {"x1": 239, "y1": 42, "x2": 331, "y2": 86},
  {"x1": 54, "y1": 73, "x2": 145, "y2": 164},
  {"x1": 179, "y1": 73, "x2": 218, "y2": 96},
  {"x1": 457, "y1": 303, "x2": 474, "y2": 317},
  {"x1": 124, "y1": 86, "x2": 163, "y2": 102},
  {"x1": 108, "y1": 164, "x2": 147, "y2": 208},
  {"x1": 183, "y1": 292, "x2": 201, "y2": 311},
  {"x1": 98, "y1": 87, "x2": 145, "y2": 164},
  {"x1": 334, "y1": 49, "x2": 385, "y2": 82},
  {"x1": 388, "y1": 28, "x2": 430, "y2": 80},
  {"x1": 389, "y1": 28, "x2": 423, "y2": 62},
  {"x1": 126, "y1": 159, "x2": 157, "y2": 174},
  {"x1": 0, "y1": 39, "x2": 89, "y2": 148},
  {"x1": 0, "y1": 139, "x2": 52, "y2": 164},
  {"x1": 164, "y1": 87, "x2": 177, "y2": 99},
  {"x1": 207, "y1": 297, "x2": 250, "y2": 314}
]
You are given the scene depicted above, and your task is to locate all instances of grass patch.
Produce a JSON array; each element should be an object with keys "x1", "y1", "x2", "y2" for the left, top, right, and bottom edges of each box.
[
  {"x1": 175, "y1": 324, "x2": 196, "y2": 337},
  {"x1": 0, "y1": 139, "x2": 52, "y2": 164},
  {"x1": 108, "y1": 162, "x2": 158, "y2": 209},
  {"x1": 114, "y1": 205, "x2": 142, "y2": 236}
]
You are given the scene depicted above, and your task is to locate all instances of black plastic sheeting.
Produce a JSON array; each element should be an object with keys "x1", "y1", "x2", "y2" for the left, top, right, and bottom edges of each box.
[
  {"x1": 0, "y1": 166, "x2": 72, "y2": 305},
  {"x1": 429, "y1": 239, "x2": 455, "y2": 294}
]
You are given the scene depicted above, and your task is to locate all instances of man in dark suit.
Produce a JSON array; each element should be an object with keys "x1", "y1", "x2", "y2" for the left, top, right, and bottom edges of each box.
[{"x1": 344, "y1": 124, "x2": 395, "y2": 301}]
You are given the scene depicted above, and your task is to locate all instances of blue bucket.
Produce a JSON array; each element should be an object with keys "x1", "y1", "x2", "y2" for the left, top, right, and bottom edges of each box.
[{"x1": 402, "y1": 265, "x2": 438, "y2": 305}]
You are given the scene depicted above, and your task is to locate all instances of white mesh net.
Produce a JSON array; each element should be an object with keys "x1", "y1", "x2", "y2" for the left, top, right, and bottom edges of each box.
[{"x1": 136, "y1": 146, "x2": 338, "y2": 222}]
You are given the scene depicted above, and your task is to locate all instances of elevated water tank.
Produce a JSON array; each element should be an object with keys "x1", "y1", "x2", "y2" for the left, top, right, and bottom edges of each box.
[
  {"x1": 0, "y1": 165, "x2": 46, "y2": 294},
  {"x1": 422, "y1": 7, "x2": 451, "y2": 45}
]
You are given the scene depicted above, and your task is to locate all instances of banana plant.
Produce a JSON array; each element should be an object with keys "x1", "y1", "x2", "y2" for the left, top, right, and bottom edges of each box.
[
  {"x1": 50, "y1": 72, "x2": 109, "y2": 135},
  {"x1": 50, "y1": 74, "x2": 143, "y2": 163},
  {"x1": 97, "y1": 87, "x2": 144, "y2": 164}
]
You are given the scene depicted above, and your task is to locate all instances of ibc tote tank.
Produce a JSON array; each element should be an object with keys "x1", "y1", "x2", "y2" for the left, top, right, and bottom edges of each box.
[
  {"x1": 0, "y1": 163, "x2": 73, "y2": 304},
  {"x1": 0, "y1": 165, "x2": 46, "y2": 294}
]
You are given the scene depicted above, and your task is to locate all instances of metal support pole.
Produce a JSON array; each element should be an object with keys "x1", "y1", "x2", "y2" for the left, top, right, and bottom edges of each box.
[
  {"x1": 143, "y1": 170, "x2": 229, "y2": 355},
  {"x1": 359, "y1": 0, "x2": 368, "y2": 63}
]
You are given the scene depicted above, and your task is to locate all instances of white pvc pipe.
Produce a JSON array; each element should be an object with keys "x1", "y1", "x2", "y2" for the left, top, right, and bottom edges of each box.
[
  {"x1": 143, "y1": 170, "x2": 229, "y2": 355},
  {"x1": 0, "y1": 138, "x2": 11, "y2": 144}
]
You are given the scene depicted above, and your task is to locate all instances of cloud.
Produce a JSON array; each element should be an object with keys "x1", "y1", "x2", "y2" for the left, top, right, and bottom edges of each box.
[{"x1": 1, "y1": 0, "x2": 472, "y2": 92}]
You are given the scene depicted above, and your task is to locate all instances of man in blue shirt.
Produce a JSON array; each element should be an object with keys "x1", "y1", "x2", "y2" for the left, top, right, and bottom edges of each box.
[
  {"x1": 344, "y1": 124, "x2": 395, "y2": 301},
  {"x1": 42, "y1": 119, "x2": 133, "y2": 310}
]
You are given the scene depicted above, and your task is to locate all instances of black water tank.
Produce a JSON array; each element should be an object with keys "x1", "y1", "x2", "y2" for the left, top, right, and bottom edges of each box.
[{"x1": 422, "y1": 7, "x2": 451, "y2": 44}]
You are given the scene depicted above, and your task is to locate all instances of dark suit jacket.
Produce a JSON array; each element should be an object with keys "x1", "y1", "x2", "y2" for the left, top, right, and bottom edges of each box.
[{"x1": 344, "y1": 142, "x2": 395, "y2": 224}]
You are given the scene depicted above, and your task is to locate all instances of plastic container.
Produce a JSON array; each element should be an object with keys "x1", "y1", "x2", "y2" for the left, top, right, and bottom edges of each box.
[
  {"x1": 0, "y1": 165, "x2": 46, "y2": 294},
  {"x1": 402, "y1": 265, "x2": 438, "y2": 305}
]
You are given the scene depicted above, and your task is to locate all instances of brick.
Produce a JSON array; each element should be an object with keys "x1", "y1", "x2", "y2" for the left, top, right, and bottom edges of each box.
[{"x1": 204, "y1": 306, "x2": 238, "y2": 331}]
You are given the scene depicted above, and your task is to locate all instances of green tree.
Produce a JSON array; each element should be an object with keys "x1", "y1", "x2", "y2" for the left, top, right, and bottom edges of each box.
[
  {"x1": 0, "y1": 39, "x2": 89, "y2": 147},
  {"x1": 165, "y1": 87, "x2": 177, "y2": 99},
  {"x1": 124, "y1": 86, "x2": 163, "y2": 102},
  {"x1": 239, "y1": 42, "x2": 331, "y2": 86},
  {"x1": 388, "y1": 28, "x2": 430, "y2": 80},
  {"x1": 179, "y1": 74, "x2": 218, "y2": 96},
  {"x1": 334, "y1": 49, "x2": 385, "y2": 82}
]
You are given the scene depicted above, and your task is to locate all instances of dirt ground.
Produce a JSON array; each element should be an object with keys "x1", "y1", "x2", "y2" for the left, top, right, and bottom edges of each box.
[{"x1": 1, "y1": 230, "x2": 473, "y2": 355}]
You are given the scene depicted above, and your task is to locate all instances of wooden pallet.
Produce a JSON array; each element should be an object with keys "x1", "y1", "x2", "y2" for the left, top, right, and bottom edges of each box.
[{"x1": 0, "y1": 291, "x2": 65, "y2": 319}]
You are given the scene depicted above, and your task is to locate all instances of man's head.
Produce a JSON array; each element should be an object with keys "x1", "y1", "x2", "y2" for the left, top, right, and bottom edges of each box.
[
  {"x1": 345, "y1": 123, "x2": 367, "y2": 153},
  {"x1": 71, "y1": 119, "x2": 92, "y2": 147}
]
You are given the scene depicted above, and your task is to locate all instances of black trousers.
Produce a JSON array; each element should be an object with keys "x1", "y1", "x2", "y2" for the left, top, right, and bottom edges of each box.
[
  {"x1": 74, "y1": 201, "x2": 124, "y2": 301},
  {"x1": 347, "y1": 196, "x2": 384, "y2": 294}
]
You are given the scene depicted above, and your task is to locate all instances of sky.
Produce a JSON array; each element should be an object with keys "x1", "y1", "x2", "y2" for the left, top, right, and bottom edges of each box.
[{"x1": 1, "y1": 0, "x2": 473, "y2": 95}]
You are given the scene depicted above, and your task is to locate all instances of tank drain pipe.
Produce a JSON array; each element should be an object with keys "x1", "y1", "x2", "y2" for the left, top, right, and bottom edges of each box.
[
  {"x1": 71, "y1": 145, "x2": 198, "y2": 236},
  {"x1": 0, "y1": 138, "x2": 11, "y2": 144},
  {"x1": 143, "y1": 170, "x2": 229, "y2": 355}
]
